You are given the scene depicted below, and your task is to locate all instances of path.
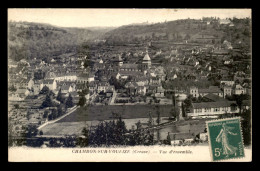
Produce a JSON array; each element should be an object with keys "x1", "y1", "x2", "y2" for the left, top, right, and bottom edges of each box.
[
  {"x1": 109, "y1": 90, "x2": 117, "y2": 105},
  {"x1": 38, "y1": 105, "x2": 78, "y2": 130}
]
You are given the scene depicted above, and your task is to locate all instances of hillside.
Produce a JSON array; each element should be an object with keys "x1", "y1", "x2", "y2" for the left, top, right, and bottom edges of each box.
[
  {"x1": 101, "y1": 18, "x2": 251, "y2": 47},
  {"x1": 8, "y1": 21, "x2": 112, "y2": 61},
  {"x1": 8, "y1": 18, "x2": 251, "y2": 62}
]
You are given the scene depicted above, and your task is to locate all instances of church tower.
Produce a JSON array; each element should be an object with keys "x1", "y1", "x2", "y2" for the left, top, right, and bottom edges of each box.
[
  {"x1": 142, "y1": 49, "x2": 151, "y2": 71},
  {"x1": 114, "y1": 54, "x2": 123, "y2": 67}
]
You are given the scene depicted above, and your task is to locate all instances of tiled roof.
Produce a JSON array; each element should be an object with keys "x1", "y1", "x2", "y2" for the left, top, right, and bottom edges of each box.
[
  {"x1": 199, "y1": 86, "x2": 222, "y2": 93},
  {"x1": 42, "y1": 79, "x2": 55, "y2": 84},
  {"x1": 121, "y1": 64, "x2": 139, "y2": 69},
  {"x1": 61, "y1": 85, "x2": 71, "y2": 91},
  {"x1": 203, "y1": 93, "x2": 227, "y2": 102},
  {"x1": 192, "y1": 101, "x2": 236, "y2": 109}
]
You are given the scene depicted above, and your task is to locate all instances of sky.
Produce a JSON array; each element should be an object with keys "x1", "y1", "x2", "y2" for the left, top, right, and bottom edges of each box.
[{"x1": 8, "y1": 8, "x2": 251, "y2": 28}]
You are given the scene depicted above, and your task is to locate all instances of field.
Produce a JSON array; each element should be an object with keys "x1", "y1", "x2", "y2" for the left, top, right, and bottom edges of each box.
[
  {"x1": 57, "y1": 105, "x2": 174, "y2": 123},
  {"x1": 41, "y1": 117, "x2": 170, "y2": 136}
]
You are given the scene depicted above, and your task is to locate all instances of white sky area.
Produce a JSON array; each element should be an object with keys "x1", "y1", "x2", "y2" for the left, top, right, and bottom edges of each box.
[{"x1": 8, "y1": 8, "x2": 251, "y2": 28}]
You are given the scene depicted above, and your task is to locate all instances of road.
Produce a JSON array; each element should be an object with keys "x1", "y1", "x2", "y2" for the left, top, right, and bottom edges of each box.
[{"x1": 109, "y1": 91, "x2": 117, "y2": 105}]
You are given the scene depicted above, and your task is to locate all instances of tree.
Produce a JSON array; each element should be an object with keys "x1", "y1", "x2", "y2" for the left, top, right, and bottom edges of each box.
[
  {"x1": 39, "y1": 85, "x2": 50, "y2": 94},
  {"x1": 240, "y1": 109, "x2": 251, "y2": 145},
  {"x1": 48, "y1": 113, "x2": 53, "y2": 121},
  {"x1": 198, "y1": 95, "x2": 203, "y2": 103},
  {"x1": 52, "y1": 109, "x2": 57, "y2": 119},
  {"x1": 41, "y1": 94, "x2": 53, "y2": 108},
  {"x1": 39, "y1": 130, "x2": 43, "y2": 135},
  {"x1": 65, "y1": 94, "x2": 74, "y2": 108},
  {"x1": 27, "y1": 125, "x2": 38, "y2": 138},
  {"x1": 56, "y1": 88, "x2": 64, "y2": 103},
  {"x1": 43, "y1": 110, "x2": 48, "y2": 118},
  {"x1": 9, "y1": 85, "x2": 17, "y2": 92},
  {"x1": 183, "y1": 95, "x2": 192, "y2": 111},
  {"x1": 156, "y1": 105, "x2": 161, "y2": 125},
  {"x1": 78, "y1": 95, "x2": 86, "y2": 107},
  {"x1": 57, "y1": 105, "x2": 63, "y2": 117},
  {"x1": 172, "y1": 93, "x2": 176, "y2": 107},
  {"x1": 14, "y1": 104, "x2": 19, "y2": 109}
]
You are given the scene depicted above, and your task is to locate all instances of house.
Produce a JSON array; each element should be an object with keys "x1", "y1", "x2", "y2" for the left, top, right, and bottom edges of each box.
[
  {"x1": 147, "y1": 85, "x2": 157, "y2": 94},
  {"x1": 77, "y1": 76, "x2": 89, "y2": 84},
  {"x1": 61, "y1": 85, "x2": 73, "y2": 94},
  {"x1": 168, "y1": 133, "x2": 194, "y2": 145},
  {"x1": 54, "y1": 73, "x2": 77, "y2": 82},
  {"x1": 21, "y1": 78, "x2": 34, "y2": 89},
  {"x1": 233, "y1": 84, "x2": 246, "y2": 95},
  {"x1": 155, "y1": 86, "x2": 165, "y2": 98},
  {"x1": 223, "y1": 86, "x2": 233, "y2": 97},
  {"x1": 88, "y1": 74, "x2": 95, "y2": 82},
  {"x1": 17, "y1": 88, "x2": 30, "y2": 97},
  {"x1": 190, "y1": 86, "x2": 199, "y2": 97},
  {"x1": 135, "y1": 76, "x2": 149, "y2": 86},
  {"x1": 76, "y1": 83, "x2": 87, "y2": 92},
  {"x1": 41, "y1": 79, "x2": 57, "y2": 91},
  {"x1": 125, "y1": 82, "x2": 138, "y2": 95},
  {"x1": 136, "y1": 86, "x2": 146, "y2": 95},
  {"x1": 89, "y1": 81, "x2": 97, "y2": 92},
  {"x1": 9, "y1": 92, "x2": 24, "y2": 101},
  {"x1": 220, "y1": 80, "x2": 235, "y2": 88},
  {"x1": 32, "y1": 80, "x2": 43, "y2": 95},
  {"x1": 116, "y1": 72, "x2": 121, "y2": 80},
  {"x1": 97, "y1": 81, "x2": 110, "y2": 93},
  {"x1": 219, "y1": 19, "x2": 231, "y2": 25},
  {"x1": 241, "y1": 100, "x2": 251, "y2": 112},
  {"x1": 150, "y1": 77, "x2": 161, "y2": 84},
  {"x1": 187, "y1": 101, "x2": 238, "y2": 117},
  {"x1": 168, "y1": 73, "x2": 178, "y2": 80}
]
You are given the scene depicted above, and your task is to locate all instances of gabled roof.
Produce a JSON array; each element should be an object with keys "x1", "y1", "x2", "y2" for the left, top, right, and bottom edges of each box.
[{"x1": 143, "y1": 52, "x2": 151, "y2": 61}]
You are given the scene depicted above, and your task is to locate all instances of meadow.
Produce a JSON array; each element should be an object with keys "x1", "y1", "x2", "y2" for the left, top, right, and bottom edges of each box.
[{"x1": 57, "y1": 105, "x2": 173, "y2": 123}]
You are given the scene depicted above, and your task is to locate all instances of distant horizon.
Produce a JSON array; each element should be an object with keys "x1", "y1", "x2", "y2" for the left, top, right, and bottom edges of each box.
[{"x1": 8, "y1": 9, "x2": 251, "y2": 28}]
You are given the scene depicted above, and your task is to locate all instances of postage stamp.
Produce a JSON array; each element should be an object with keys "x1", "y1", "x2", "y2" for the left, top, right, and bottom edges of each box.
[{"x1": 206, "y1": 117, "x2": 245, "y2": 161}]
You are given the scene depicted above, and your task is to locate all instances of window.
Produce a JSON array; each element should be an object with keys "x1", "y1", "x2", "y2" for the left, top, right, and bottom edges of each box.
[{"x1": 205, "y1": 108, "x2": 211, "y2": 112}]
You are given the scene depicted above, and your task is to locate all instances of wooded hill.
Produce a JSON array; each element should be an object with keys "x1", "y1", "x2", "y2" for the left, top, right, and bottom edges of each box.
[
  {"x1": 101, "y1": 18, "x2": 251, "y2": 47},
  {"x1": 8, "y1": 21, "x2": 112, "y2": 61},
  {"x1": 8, "y1": 18, "x2": 251, "y2": 62}
]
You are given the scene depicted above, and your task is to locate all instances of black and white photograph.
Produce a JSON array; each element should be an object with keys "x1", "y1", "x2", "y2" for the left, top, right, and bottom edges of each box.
[{"x1": 7, "y1": 8, "x2": 252, "y2": 162}]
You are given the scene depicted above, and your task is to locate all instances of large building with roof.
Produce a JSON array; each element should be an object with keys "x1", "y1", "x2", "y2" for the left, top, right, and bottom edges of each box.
[
  {"x1": 190, "y1": 86, "x2": 223, "y2": 98},
  {"x1": 187, "y1": 101, "x2": 239, "y2": 117}
]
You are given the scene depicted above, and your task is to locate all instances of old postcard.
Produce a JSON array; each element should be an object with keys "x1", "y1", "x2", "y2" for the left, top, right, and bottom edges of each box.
[{"x1": 8, "y1": 8, "x2": 252, "y2": 162}]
